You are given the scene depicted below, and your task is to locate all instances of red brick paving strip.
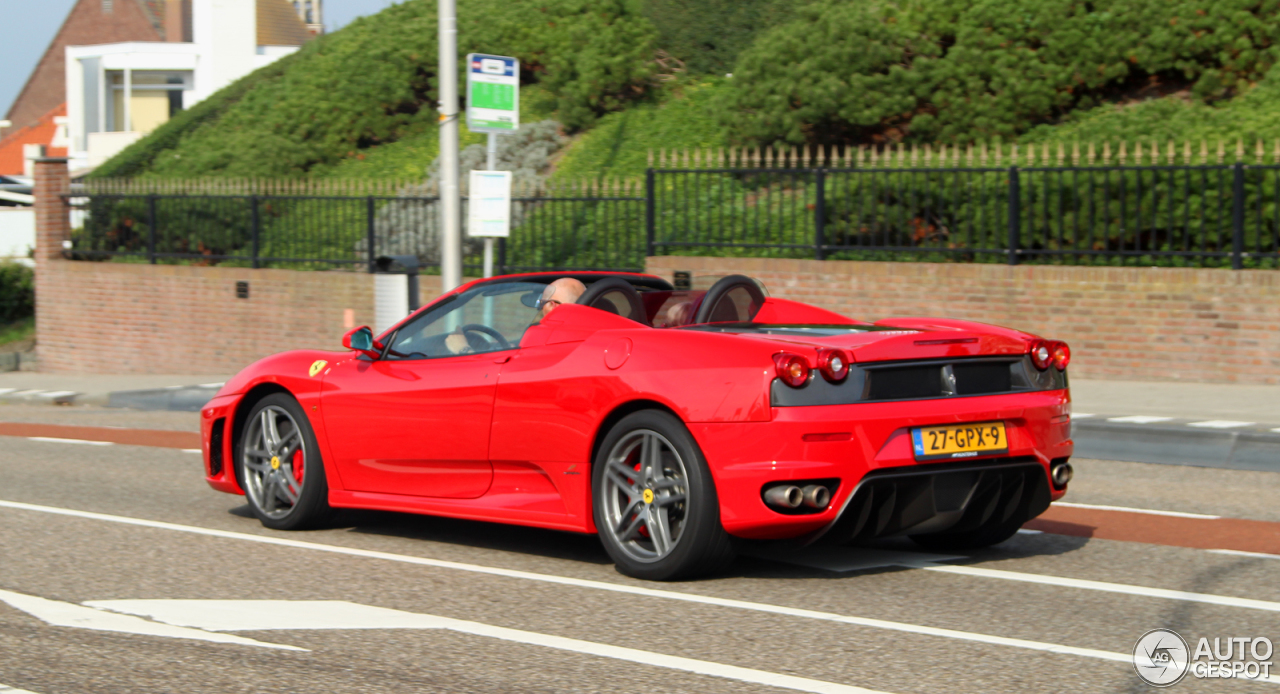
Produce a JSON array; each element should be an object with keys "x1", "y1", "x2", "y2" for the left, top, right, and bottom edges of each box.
[
  {"x1": 0, "y1": 422, "x2": 201, "y2": 449},
  {"x1": 1027, "y1": 505, "x2": 1280, "y2": 555}
]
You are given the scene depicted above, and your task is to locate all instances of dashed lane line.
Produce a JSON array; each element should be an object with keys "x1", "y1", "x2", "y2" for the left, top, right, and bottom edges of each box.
[
  {"x1": 27, "y1": 437, "x2": 113, "y2": 447},
  {"x1": 1, "y1": 499, "x2": 1271, "y2": 677},
  {"x1": 1208, "y1": 549, "x2": 1280, "y2": 561},
  {"x1": 1052, "y1": 501, "x2": 1219, "y2": 519},
  {"x1": 0, "y1": 685, "x2": 42, "y2": 694}
]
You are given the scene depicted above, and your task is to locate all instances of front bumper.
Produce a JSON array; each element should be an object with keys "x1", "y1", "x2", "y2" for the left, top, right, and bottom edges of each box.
[
  {"x1": 201, "y1": 393, "x2": 244, "y2": 495},
  {"x1": 689, "y1": 390, "x2": 1071, "y2": 539}
]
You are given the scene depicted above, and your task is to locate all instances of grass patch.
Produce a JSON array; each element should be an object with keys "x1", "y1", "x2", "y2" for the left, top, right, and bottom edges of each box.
[{"x1": 0, "y1": 317, "x2": 34, "y2": 350}]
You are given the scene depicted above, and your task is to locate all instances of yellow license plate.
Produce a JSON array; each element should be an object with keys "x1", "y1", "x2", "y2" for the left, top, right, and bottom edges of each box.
[{"x1": 911, "y1": 422, "x2": 1008, "y2": 461}]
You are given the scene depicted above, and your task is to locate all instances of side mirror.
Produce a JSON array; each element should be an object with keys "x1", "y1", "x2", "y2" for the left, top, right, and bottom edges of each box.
[{"x1": 343, "y1": 326, "x2": 380, "y2": 359}]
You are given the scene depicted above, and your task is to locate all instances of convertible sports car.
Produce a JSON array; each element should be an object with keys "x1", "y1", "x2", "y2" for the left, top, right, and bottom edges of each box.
[{"x1": 201, "y1": 272, "x2": 1074, "y2": 580}]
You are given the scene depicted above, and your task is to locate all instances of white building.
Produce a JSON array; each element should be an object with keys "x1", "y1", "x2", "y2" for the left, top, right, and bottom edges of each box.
[{"x1": 64, "y1": 0, "x2": 315, "y2": 171}]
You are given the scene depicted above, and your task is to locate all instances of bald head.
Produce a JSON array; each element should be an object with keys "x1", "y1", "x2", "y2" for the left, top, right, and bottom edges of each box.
[{"x1": 539, "y1": 278, "x2": 587, "y2": 319}]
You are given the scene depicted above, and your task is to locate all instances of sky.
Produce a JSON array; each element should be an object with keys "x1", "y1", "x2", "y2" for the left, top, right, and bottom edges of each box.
[{"x1": 0, "y1": 0, "x2": 402, "y2": 121}]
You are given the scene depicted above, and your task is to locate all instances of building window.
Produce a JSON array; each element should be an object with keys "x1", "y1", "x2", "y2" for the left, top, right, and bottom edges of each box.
[
  {"x1": 106, "y1": 71, "x2": 192, "y2": 133},
  {"x1": 102, "y1": 0, "x2": 113, "y2": 13}
]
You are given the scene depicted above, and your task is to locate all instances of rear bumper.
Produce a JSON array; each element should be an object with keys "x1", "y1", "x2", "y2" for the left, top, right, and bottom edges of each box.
[{"x1": 689, "y1": 389, "x2": 1071, "y2": 539}]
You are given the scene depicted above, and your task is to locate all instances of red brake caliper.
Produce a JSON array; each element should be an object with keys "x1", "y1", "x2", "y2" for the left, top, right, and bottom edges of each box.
[
  {"x1": 633, "y1": 461, "x2": 650, "y2": 538},
  {"x1": 291, "y1": 449, "x2": 305, "y2": 483}
]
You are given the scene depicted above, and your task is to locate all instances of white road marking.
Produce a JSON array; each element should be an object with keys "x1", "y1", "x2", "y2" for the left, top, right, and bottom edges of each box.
[
  {"x1": 33, "y1": 391, "x2": 77, "y2": 399},
  {"x1": 0, "y1": 589, "x2": 302, "y2": 651},
  {"x1": 7, "y1": 390, "x2": 44, "y2": 397},
  {"x1": 0, "y1": 684, "x2": 42, "y2": 694},
  {"x1": 27, "y1": 437, "x2": 113, "y2": 447},
  {"x1": 1208, "y1": 549, "x2": 1280, "y2": 561},
  {"x1": 1016, "y1": 528, "x2": 1043, "y2": 535},
  {"x1": 198, "y1": 383, "x2": 225, "y2": 388},
  {"x1": 1105, "y1": 415, "x2": 1173, "y2": 424},
  {"x1": 0, "y1": 499, "x2": 1208, "y2": 669},
  {"x1": 1052, "y1": 501, "x2": 1220, "y2": 519},
  {"x1": 90, "y1": 600, "x2": 893, "y2": 694},
  {"x1": 1187, "y1": 420, "x2": 1255, "y2": 429},
  {"x1": 1070, "y1": 413, "x2": 1094, "y2": 418},
  {"x1": 914, "y1": 564, "x2": 1280, "y2": 613},
  {"x1": 1272, "y1": 427, "x2": 1280, "y2": 434},
  {"x1": 0, "y1": 388, "x2": 17, "y2": 396},
  {"x1": 181, "y1": 449, "x2": 202, "y2": 454}
]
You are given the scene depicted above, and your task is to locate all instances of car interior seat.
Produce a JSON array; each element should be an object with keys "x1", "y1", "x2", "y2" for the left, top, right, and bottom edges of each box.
[
  {"x1": 692, "y1": 275, "x2": 766, "y2": 324},
  {"x1": 576, "y1": 277, "x2": 648, "y2": 324}
]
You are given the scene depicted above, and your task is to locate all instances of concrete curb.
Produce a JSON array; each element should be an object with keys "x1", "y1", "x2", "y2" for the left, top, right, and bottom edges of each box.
[
  {"x1": 1072, "y1": 417, "x2": 1280, "y2": 472},
  {"x1": 0, "y1": 385, "x2": 221, "y2": 412}
]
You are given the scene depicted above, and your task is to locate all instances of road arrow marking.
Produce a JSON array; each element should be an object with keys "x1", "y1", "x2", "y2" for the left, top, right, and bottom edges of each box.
[{"x1": 0, "y1": 590, "x2": 304, "y2": 651}]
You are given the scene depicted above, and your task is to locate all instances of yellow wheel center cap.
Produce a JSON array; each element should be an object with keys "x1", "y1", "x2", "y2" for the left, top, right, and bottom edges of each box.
[
  {"x1": 270, "y1": 456, "x2": 281, "y2": 470},
  {"x1": 643, "y1": 488, "x2": 654, "y2": 505}
]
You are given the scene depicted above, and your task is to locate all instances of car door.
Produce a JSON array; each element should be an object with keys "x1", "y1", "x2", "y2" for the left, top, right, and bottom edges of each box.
[{"x1": 320, "y1": 282, "x2": 545, "y2": 499}]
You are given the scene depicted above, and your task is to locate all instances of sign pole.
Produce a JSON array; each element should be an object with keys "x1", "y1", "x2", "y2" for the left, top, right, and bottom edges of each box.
[
  {"x1": 484, "y1": 133, "x2": 497, "y2": 277},
  {"x1": 437, "y1": 0, "x2": 461, "y2": 292}
]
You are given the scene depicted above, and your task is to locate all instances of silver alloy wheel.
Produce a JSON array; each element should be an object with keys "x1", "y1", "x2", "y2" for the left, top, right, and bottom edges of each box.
[
  {"x1": 241, "y1": 405, "x2": 305, "y2": 520},
  {"x1": 600, "y1": 429, "x2": 689, "y2": 563}
]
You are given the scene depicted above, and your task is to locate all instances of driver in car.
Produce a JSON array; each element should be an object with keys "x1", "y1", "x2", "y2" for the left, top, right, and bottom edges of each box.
[{"x1": 443, "y1": 277, "x2": 585, "y2": 354}]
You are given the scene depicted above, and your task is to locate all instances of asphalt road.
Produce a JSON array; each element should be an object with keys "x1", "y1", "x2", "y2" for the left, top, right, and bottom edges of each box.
[{"x1": 0, "y1": 407, "x2": 1277, "y2": 693}]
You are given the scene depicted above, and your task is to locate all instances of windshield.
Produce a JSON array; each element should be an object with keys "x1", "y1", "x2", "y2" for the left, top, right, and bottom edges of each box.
[{"x1": 384, "y1": 282, "x2": 545, "y2": 359}]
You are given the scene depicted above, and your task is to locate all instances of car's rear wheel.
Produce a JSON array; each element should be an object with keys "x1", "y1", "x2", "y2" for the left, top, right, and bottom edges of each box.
[
  {"x1": 592, "y1": 410, "x2": 735, "y2": 580},
  {"x1": 238, "y1": 393, "x2": 331, "y2": 530}
]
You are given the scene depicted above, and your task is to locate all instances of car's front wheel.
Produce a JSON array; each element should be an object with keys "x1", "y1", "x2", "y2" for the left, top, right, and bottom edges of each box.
[
  {"x1": 592, "y1": 410, "x2": 735, "y2": 580},
  {"x1": 237, "y1": 393, "x2": 332, "y2": 530}
]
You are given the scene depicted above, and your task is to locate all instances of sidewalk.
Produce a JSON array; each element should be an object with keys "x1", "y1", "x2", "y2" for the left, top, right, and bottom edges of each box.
[{"x1": 0, "y1": 372, "x2": 1276, "y2": 471}]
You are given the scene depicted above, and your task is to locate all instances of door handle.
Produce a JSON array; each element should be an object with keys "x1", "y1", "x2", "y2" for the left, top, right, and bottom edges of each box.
[{"x1": 494, "y1": 355, "x2": 512, "y2": 364}]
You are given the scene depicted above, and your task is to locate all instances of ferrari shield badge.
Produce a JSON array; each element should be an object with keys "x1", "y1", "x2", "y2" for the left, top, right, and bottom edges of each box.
[{"x1": 308, "y1": 360, "x2": 328, "y2": 378}]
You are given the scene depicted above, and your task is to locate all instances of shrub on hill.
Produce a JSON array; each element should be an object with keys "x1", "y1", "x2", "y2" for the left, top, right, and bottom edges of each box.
[
  {"x1": 641, "y1": 0, "x2": 797, "y2": 75},
  {"x1": 719, "y1": 0, "x2": 1280, "y2": 146},
  {"x1": 91, "y1": 0, "x2": 656, "y2": 180}
]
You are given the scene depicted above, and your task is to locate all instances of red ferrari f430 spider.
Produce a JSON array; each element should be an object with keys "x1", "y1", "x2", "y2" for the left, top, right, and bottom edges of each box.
[{"x1": 201, "y1": 273, "x2": 1074, "y2": 580}]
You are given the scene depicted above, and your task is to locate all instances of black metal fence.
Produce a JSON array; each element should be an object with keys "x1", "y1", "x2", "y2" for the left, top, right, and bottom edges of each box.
[
  {"x1": 647, "y1": 164, "x2": 1280, "y2": 268},
  {"x1": 67, "y1": 163, "x2": 1280, "y2": 273}
]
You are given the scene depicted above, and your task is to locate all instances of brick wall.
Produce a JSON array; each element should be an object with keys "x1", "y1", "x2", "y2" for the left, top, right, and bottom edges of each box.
[
  {"x1": 37, "y1": 261, "x2": 444, "y2": 374},
  {"x1": 647, "y1": 256, "x2": 1280, "y2": 385},
  {"x1": 35, "y1": 251, "x2": 1280, "y2": 381}
]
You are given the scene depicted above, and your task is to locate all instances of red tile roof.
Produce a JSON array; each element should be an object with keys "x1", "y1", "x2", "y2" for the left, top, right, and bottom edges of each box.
[{"x1": 0, "y1": 104, "x2": 68, "y2": 176}]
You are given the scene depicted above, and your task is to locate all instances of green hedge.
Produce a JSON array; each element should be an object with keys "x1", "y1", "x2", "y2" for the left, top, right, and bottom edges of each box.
[{"x1": 0, "y1": 263, "x2": 34, "y2": 324}]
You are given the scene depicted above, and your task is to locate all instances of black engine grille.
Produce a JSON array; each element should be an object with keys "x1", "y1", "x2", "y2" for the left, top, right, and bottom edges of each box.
[{"x1": 815, "y1": 457, "x2": 1051, "y2": 544}]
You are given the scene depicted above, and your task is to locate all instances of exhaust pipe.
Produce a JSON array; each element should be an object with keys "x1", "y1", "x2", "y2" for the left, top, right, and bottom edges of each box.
[
  {"x1": 1051, "y1": 462, "x2": 1073, "y2": 487},
  {"x1": 764, "y1": 485, "x2": 803, "y2": 509},
  {"x1": 801, "y1": 484, "x2": 831, "y2": 509}
]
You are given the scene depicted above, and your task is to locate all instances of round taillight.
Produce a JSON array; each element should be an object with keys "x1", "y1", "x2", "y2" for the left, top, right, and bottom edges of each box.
[
  {"x1": 1050, "y1": 340, "x2": 1071, "y2": 371},
  {"x1": 816, "y1": 348, "x2": 851, "y2": 383},
  {"x1": 773, "y1": 353, "x2": 811, "y2": 388},
  {"x1": 1029, "y1": 339, "x2": 1052, "y2": 371}
]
